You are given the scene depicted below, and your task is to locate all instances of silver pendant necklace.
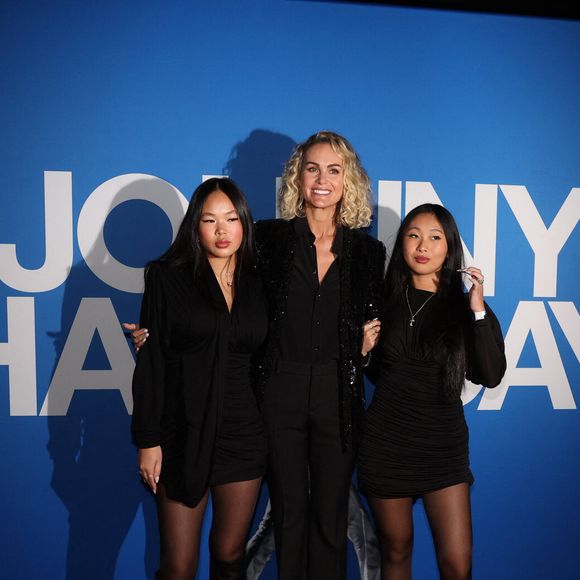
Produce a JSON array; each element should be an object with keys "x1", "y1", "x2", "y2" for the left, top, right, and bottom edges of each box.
[
  {"x1": 222, "y1": 256, "x2": 234, "y2": 288},
  {"x1": 405, "y1": 286, "x2": 435, "y2": 327}
]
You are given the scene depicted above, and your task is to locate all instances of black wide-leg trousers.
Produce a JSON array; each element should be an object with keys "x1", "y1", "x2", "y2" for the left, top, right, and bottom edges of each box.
[{"x1": 263, "y1": 360, "x2": 355, "y2": 580}]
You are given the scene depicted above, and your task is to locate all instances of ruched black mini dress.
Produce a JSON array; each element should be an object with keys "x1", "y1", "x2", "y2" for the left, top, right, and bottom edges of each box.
[
  {"x1": 132, "y1": 261, "x2": 268, "y2": 507},
  {"x1": 358, "y1": 287, "x2": 505, "y2": 498}
]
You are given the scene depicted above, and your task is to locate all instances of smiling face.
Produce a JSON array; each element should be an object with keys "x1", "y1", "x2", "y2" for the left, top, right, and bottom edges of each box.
[
  {"x1": 299, "y1": 142, "x2": 344, "y2": 212},
  {"x1": 198, "y1": 190, "x2": 243, "y2": 262},
  {"x1": 402, "y1": 212, "x2": 449, "y2": 290}
]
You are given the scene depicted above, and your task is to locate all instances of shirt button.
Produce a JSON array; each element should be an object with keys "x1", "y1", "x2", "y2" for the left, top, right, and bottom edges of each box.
[
  {"x1": 313, "y1": 346, "x2": 319, "y2": 351},
  {"x1": 315, "y1": 320, "x2": 320, "y2": 326}
]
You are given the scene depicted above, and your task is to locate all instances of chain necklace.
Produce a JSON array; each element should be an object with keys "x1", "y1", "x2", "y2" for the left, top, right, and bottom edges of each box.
[
  {"x1": 405, "y1": 285, "x2": 435, "y2": 327},
  {"x1": 221, "y1": 256, "x2": 234, "y2": 288}
]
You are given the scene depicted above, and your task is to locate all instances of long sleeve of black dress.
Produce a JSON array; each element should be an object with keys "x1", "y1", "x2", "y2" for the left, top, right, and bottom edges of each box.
[
  {"x1": 131, "y1": 262, "x2": 169, "y2": 449},
  {"x1": 465, "y1": 303, "x2": 506, "y2": 388}
]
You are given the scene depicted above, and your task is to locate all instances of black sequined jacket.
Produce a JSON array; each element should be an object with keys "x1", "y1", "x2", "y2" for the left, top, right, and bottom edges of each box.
[{"x1": 255, "y1": 218, "x2": 386, "y2": 450}]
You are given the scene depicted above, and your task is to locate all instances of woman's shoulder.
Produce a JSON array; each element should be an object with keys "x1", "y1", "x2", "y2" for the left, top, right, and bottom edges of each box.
[
  {"x1": 145, "y1": 259, "x2": 180, "y2": 277},
  {"x1": 346, "y1": 228, "x2": 386, "y2": 258},
  {"x1": 144, "y1": 259, "x2": 166, "y2": 282},
  {"x1": 145, "y1": 260, "x2": 195, "y2": 289},
  {"x1": 254, "y1": 218, "x2": 293, "y2": 241},
  {"x1": 347, "y1": 227, "x2": 383, "y2": 245},
  {"x1": 254, "y1": 219, "x2": 296, "y2": 264}
]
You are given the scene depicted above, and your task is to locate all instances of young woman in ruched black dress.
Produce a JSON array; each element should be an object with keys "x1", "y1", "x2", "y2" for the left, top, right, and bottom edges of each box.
[
  {"x1": 131, "y1": 178, "x2": 268, "y2": 579},
  {"x1": 358, "y1": 204, "x2": 506, "y2": 580}
]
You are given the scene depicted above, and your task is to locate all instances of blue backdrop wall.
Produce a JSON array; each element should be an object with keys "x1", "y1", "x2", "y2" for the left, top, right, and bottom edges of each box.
[{"x1": 1, "y1": 1, "x2": 579, "y2": 578}]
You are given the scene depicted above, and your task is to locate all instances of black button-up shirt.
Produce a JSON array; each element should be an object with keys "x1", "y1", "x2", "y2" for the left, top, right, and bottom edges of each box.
[{"x1": 278, "y1": 218, "x2": 341, "y2": 364}]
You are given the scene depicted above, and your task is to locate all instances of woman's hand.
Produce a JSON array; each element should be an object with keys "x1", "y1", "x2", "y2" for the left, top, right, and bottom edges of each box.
[
  {"x1": 460, "y1": 267, "x2": 485, "y2": 312},
  {"x1": 138, "y1": 446, "x2": 162, "y2": 494},
  {"x1": 362, "y1": 319, "x2": 381, "y2": 357},
  {"x1": 122, "y1": 323, "x2": 149, "y2": 351}
]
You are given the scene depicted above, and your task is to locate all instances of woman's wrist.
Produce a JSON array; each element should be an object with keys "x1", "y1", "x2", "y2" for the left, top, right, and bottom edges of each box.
[
  {"x1": 472, "y1": 310, "x2": 486, "y2": 321},
  {"x1": 361, "y1": 351, "x2": 372, "y2": 367}
]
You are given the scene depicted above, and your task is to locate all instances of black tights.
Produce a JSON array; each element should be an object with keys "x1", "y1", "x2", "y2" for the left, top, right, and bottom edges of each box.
[
  {"x1": 369, "y1": 483, "x2": 472, "y2": 580},
  {"x1": 156, "y1": 478, "x2": 262, "y2": 580}
]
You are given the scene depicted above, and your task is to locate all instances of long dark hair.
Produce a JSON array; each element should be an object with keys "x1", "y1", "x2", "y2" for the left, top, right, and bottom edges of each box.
[
  {"x1": 154, "y1": 177, "x2": 255, "y2": 285},
  {"x1": 386, "y1": 203, "x2": 468, "y2": 398}
]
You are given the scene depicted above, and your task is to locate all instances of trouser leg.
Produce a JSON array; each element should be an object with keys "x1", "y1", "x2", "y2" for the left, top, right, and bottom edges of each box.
[
  {"x1": 308, "y1": 370, "x2": 355, "y2": 580},
  {"x1": 263, "y1": 370, "x2": 310, "y2": 580}
]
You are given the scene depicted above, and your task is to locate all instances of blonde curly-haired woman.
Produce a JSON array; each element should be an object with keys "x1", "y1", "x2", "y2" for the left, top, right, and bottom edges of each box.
[{"x1": 255, "y1": 131, "x2": 385, "y2": 580}]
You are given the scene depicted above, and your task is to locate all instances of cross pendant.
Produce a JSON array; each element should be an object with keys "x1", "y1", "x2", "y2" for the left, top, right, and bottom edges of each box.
[{"x1": 409, "y1": 317, "x2": 415, "y2": 327}]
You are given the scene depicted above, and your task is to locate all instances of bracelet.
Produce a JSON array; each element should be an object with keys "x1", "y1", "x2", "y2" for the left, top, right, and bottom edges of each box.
[{"x1": 362, "y1": 351, "x2": 372, "y2": 367}]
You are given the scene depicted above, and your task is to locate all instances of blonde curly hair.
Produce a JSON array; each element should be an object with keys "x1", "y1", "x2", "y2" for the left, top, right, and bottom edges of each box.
[{"x1": 278, "y1": 131, "x2": 372, "y2": 228}]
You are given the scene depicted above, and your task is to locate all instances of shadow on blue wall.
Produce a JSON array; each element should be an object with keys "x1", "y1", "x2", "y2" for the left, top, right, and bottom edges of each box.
[
  {"x1": 225, "y1": 128, "x2": 296, "y2": 221},
  {"x1": 44, "y1": 175, "x2": 174, "y2": 579}
]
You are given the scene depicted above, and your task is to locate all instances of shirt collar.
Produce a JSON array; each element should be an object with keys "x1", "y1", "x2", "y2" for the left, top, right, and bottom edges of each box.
[{"x1": 294, "y1": 217, "x2": 343, "y2": 257}]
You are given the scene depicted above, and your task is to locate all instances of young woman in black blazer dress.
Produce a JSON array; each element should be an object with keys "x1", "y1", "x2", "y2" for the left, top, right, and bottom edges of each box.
[
  {"x1": 131, "y1": 178, "x2": 268, "y2": 579},
  {"x1": 358, "y1": 203, "x2": 506, "y2": 580}
]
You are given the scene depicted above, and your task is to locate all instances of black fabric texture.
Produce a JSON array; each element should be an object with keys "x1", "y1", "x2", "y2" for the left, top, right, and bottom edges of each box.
[
  {"x1": 131, "y1": 261, "x2": 268, "y2": 507},
  {"x1": 358, "y1": 288, "x2": 506, "y2": 498}
]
